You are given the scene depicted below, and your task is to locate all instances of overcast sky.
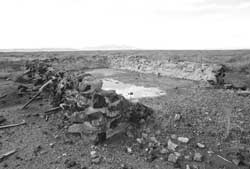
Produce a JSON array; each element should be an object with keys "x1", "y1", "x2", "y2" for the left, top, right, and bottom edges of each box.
[{"x1": 0, "y1": 0, "x2": 250, "y2": 50}]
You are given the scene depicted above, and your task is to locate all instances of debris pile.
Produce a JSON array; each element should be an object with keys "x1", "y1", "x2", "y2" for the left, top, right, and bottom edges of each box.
[{"x1": 17, "y1": 60, "x2": 153, "y2": 143}]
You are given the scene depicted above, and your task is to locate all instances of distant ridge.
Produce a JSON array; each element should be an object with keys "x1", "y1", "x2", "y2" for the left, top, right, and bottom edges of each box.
[
  {"x1": 0, "y1": 45, "x2": 139, "y2": 52},
  {"x1": 80, "y1": 45, "x2": 139, "y2": 50},
  {"x1": 0, "y1": 48, "x2": 78, "y2": 52}
]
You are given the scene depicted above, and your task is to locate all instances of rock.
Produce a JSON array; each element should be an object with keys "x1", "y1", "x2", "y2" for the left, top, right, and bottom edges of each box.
[
  {"x1": 126, "y1": 147, "x2": 132, "y2": 154},
  {"x1": 142, "y1": 133, "x2": 148, "y2": 138},
  {"x1": 92, "y1": 94, "x2": 108, "y2": 108},
  {"x1": 231, "y1": 81, "x2": 247, "y2": 90},
  {"x1": 237, "y1": 90, "x2": 250, "y2": 97},
  {"x1": 91, "y1": 156, "x2": 102, "y2": 164},
  {"x1": 136, "y1": 138, "x2": 143, "y2": 144},
  {"x1": 90, "y1": 150, "x2": 98, "y2": 159},
  {"x1": 150, "y1": 136, "x2": 159, "y2": 144},
  {"x1": 232, "y1": 159, "x2": 241, "y2": 166},
  {"x1": 160, "y1": 148, "x2": 168, "y2": 154},
  {"x1": 177, "y1": 137, "x2": 189, "y2": 143},
  {"x1": 0, "y1": 116, "x2": 6, "y2": 124},
  {"x1": 120, "y1": 164, "x2": 133, "y2": 169},
  {"x1": 174, "y1": 113, "x2": 181, "y2": 121},
  {"x1": 224, "y1": 84, "x2": 233, "y2": 89},
  {"x1": 175, "y1": 152, "x2": 181, "y2": 158},
  {"x1": 68, "y1": 124, "x2": 82, "y2": 134},
  {"x1": 193, "y1": 152, "x2": 203, "y2": 162},
  {"x1": 33, "y1": 145, "x2": 42, "y2": 156},
  {"x1": 49, "y1": 142, "x2": 56, "y2": 148},
  {"x1": 184, "y1": 155, "x2": 192, "y2": 161},
  {"x1": 155, "y1": 130, "x2": 161, "y2": 135},
  {"x1": 171, "y1": 134, "x2": 177, "y2": 139},
  {"x1": 64, "y1": 159, "x2": 78, "y2": 168},
  {"x1": 126, "y1": 130, "x2": 134, "y2": 138},
  {"x1": 168, "y1": 153, "x2": 179, "y2": 163},
  {"x1": 146, "y1": 149, "x2": 159, "y2": 162},
  {"x1": 168, "y1": 140, "x2": 178, "y2": 151},
  {"x1": 192, "y1": 164, "x2": 199, "y2": 169},
  {"x1": 90, "y1": 150, "x2": 102, "y2": 164},
  {"x1": 197, "y1": 143, "x2": 205, "y2": 149}
]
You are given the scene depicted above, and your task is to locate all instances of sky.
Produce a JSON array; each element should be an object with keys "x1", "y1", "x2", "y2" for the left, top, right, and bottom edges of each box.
[{"x1": 0, "y1": 0, "x2": 250, "y2": 50}]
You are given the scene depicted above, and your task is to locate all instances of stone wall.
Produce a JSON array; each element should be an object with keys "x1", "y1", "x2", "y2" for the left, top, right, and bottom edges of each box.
[{"x1": 108, "y1": 55, "x2": 225, "y2": 84}]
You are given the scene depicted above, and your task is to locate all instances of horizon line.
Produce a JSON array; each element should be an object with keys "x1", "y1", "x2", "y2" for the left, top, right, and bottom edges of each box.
[{"x1": 0, "y1": 48, "x2": 250, "y2": 52}]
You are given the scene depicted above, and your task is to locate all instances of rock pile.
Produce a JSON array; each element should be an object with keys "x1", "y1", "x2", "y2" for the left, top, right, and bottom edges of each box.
[{"x1": 17, "y1": 60, "x2": 153, "y2": 143}]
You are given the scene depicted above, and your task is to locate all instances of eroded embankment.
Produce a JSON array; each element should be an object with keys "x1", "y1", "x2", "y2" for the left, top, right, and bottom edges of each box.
[{"x1": 108, "y1": 55, "x2": 225, "y2": 84}]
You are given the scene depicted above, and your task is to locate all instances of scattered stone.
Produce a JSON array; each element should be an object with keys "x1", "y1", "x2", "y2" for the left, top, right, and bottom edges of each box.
[
  {"x1": 141, "y1": 133, "x2": 148, "y2": 138},
  {"x1": 184, "y1": 155, "x2": 192, "y2": 161},
  {"x1": 68, "y1": 124, "x2": 82, "y2": 134},
  {"x1": 174, "y1": 113, "x2": 181, "y2": 121},
  {"x1": 186, "y1": 164, "x2": 191, "y2": 169},
  {"x1": 126, "y1": 130, "x2": 134, "y2": 138},
  {"x1": 160, "y1": 148, "x2": 168, "y2": 154},
  {"x1": 177, "y1": 137, "x2": 189, "y2": 143},
  {"x1": 167, "y1": 139, "x2": 178, "y2": 151},
  {"x1": 232, "y1": 159, "x2": 241, "y2": 166},
  {"x1": 91, "y1": 156, "x2": 102, "y2": 164},
  {"x1": 146, "y1": 151, "x2": 158, "y2": 162},
  {"x1": 197, "y1": 143, "x2": 205, "y2": 149},
  {"x1": 126, "y1": 147, "x2": 133, "y2": 154},
  {"x1": 224, "y1": 84, "x2": 233, "y2": 89},
  {"x1": 49, "y1": 142, "x2": 56, "y2": 148},
  {"x1": 175, "y1": 152, "x2": 181, "y2": 158},
  {"x1": 150, "y1": 136, "x2": 159, "y2": 144},
  {"x1": 120, "y1": 163, "x2": 133, "y2": 169},
  {"x1": 168, "y1": 153, "x2": 179, "y2": 163},
  {"x1": 90, "y1": 151, "x2": 97, "y2": 159},
  {"x1": 33, "y1": 145, "x2": 42, "y2": 156},
  {"x1": 139, "y1": 119, "x2": 145, "y2": 124},
  {"x1": 237, "y1": 90, "x2": 250, "y2": 97},
  {"x1": 171, "y1": 134, "x2": 177, "y2": 139},
  {"x1": 90, "y1": 150, "x2": 102, "y2": 164},
  {"x1": 193, "y1": 152, "x2": 203, "y2": 162},
  {"x1": 192, "y1": 164, "x2": 199, "y2": 169},
  {"x1": 136, "y1": 138, "x2": 143, "y2": 144},
  {"x1": 155, "y1": 130, "x2": 161, "y2": 135},
  {"x1": 64, "y1": 159, "x2": 78, "y2": 168}
]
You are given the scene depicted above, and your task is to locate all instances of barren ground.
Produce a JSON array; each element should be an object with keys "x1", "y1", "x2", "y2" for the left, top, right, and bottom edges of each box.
[{"x1": 0, "y1": 50, "x2": 250, "y2": 169}]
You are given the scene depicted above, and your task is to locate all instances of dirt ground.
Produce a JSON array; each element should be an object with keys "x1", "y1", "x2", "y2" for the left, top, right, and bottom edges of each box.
[{"x1": 0, "y1": 51, "x2": 250, "y2": 169}]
